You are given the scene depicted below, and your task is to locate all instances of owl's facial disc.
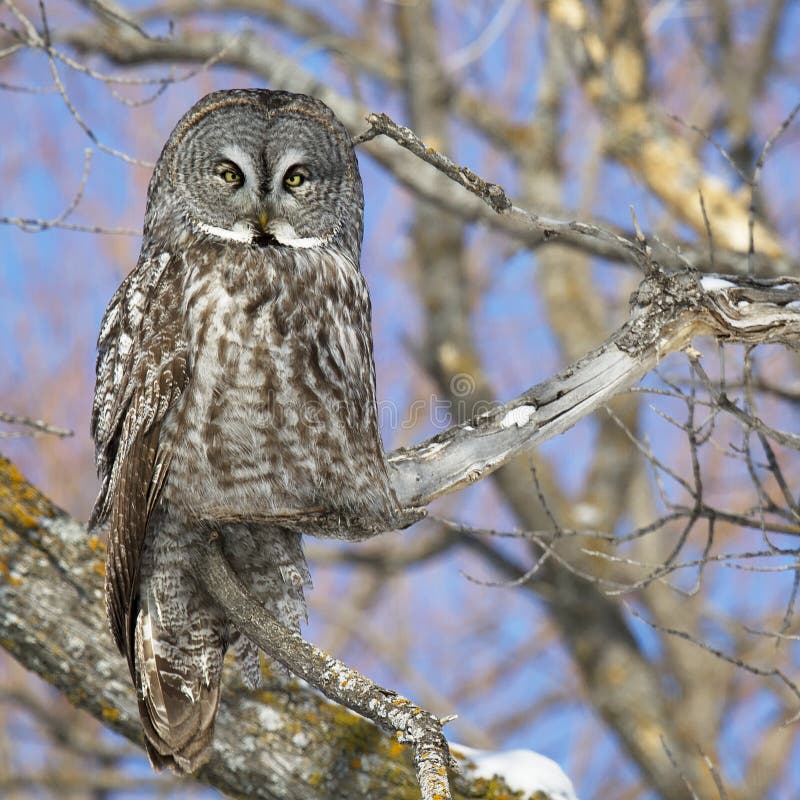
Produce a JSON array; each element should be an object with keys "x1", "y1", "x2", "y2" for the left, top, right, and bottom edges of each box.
[
  {"x1": 171, "y1": 102, "x2": 358, "y2": 250},
  {"x1": 191, "y1": 144, "x2": 337, "y2": 249}
]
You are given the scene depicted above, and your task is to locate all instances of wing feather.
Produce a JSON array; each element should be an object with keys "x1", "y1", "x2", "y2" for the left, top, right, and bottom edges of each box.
[{"x1": 90, "y1": 252, "x2": 189, "y2": 672}]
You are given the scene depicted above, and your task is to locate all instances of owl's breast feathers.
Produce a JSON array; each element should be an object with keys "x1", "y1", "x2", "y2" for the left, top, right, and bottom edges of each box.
[
  {"x1": 92, "y1": 242, "x2": 396, "y2": 653},
  {"x1": 176, "y1": 242, "x2": 396, "y2": 529}
]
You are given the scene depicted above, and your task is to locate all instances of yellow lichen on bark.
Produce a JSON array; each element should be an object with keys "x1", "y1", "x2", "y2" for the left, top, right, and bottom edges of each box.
[
  {"x1": 0, "y1": 457, "x2": 59, "y2": 529},
  {"x1": 101, "y1": 704, "x2": 121, "y2": 721},
  {"x1": 0, "y1": 559, "x2": 23, "y2": 586}
]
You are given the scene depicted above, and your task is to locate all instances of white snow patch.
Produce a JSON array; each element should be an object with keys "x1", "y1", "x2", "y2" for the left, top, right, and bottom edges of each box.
[
  {"x1": 700, "y1": 276, "x2": 736, "y2": 291},
  {"x1": 500, "y1": 404, "x2": 537, "y2": 429},
  {"x1": 454, "y1": 744, "x2": 579, "y2": 800},
  {"x1": 737, "y1": 300, "x2": 750, "y2": 309},
  {"x1": 787, "y1": 300, "x2": 800, "y2": 311}
]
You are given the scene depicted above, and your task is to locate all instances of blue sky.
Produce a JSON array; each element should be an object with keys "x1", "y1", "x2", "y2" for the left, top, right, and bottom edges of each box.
[{"x1": 2, "y1": 2, "x2": 800, "y2": 797}]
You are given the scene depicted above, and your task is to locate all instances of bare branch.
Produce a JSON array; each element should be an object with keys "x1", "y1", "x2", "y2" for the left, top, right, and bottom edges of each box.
[
  {"x1": 194, "y1": 535, "x2": 454, "y2": 800},
  {"x1": 387, "y1": 272, "x2": 800, "y2": 509},
  {"x1": 0, "y1": 411, "x2": 72, "y2": 438},
  {"x1": 353, "y1": 112, "x2": 511, "y2": 213},
  {"x1": 0, "y1": 147, "x2": 138, "y2": 236},
  {"x1": 628, "y1": 604, "x2": 800, "y2": 705}
]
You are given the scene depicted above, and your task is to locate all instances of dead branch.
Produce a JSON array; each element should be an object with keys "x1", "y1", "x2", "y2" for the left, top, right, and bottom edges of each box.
[{"x1": 387, "y1": 271, "x2": 800, "y2": 510}]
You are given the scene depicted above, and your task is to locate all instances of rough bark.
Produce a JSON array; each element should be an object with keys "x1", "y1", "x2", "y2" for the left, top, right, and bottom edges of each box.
[{"x1": 0, "y1": 457, "x2": 527, "y2": 800}]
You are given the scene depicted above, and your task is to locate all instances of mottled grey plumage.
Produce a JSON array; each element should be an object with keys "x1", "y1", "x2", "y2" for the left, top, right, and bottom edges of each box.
[{"x1": 90, "y1": 90, "x2": 398, "y2": 772}]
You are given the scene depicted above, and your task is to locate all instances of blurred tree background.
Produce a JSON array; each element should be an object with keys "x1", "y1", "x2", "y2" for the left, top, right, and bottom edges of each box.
[{"x1": 1, "y1": 1, "x2": 799, "y2": 798}]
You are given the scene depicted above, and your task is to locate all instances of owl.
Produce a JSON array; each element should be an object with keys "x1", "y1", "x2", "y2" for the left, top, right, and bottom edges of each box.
[{"x1": 90, "y1": 89, "x2": 399, "y2": 772}]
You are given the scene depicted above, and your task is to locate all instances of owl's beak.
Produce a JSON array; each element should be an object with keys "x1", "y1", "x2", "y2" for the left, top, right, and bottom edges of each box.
[{"x1": 258, "y1": 211, "x2": 269, "y2": 231}]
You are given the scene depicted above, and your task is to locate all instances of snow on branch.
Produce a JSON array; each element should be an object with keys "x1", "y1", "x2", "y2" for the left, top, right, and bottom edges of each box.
[{"x1": 452, "y1": 744, "x2": 579, "y2": 800}]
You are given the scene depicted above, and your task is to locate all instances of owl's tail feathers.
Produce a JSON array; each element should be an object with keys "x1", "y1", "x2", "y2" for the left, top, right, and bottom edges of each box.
[{"x1": 134, "y1": 604, "x2": 222, "y2": 774}]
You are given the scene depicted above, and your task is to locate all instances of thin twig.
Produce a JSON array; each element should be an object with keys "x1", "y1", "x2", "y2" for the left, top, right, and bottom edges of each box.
[
  {"x1": 748, "y1": 98, "x2": 800, "y2": 273},
  {"x1": 32, "y1": 0, "x2": 155, "y2": 167},
  {"x1": 660, "y1": 736, "x2": 700, "y2": 800},
  {"x1": 628, "y1": 604, "x2": 800, "y2": 705},
  {"x1": 698, "y1": 189, "x2": 716, "y2": 272},
  {"x1": 354, "y1": 111, "x2": 652, "y2": 270},
  {"x1": 353, "y1": 112, "x2": 512, "y2": 212},
  {"x1": 0, "y1": 148, "x2": 139, "y2": 235},
  {"x1": 0, "y1": 411, "x2": 73, "y2": 438}
]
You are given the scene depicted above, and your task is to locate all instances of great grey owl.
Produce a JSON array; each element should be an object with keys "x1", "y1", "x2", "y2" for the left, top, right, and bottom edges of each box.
[{"x1": 90, "y1": 89, "x2": 399, "y2": 772}]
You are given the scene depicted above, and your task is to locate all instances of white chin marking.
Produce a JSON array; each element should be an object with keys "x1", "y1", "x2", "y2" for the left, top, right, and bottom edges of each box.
[
  {"x1": 274, "y1": 234, "x2": 327, "y2": 249},
  {"x1": 196, "y1": 221, "x2": 254, "y2": 244},
  {"x1": 268, "y1": 220, "x2": 328, "y2": 249}
]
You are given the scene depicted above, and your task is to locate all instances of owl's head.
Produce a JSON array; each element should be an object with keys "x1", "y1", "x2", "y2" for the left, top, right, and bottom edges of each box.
[{"x1": 145, "y1": 89, "x2": 363, "y2": 255}]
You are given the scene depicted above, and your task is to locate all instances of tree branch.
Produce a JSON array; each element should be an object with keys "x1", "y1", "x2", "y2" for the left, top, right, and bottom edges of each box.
[
  {"x1": 194, "y1": 534, "x2": 454, "y2": 800},
  {"x1": 387, "y1": 271, "x2": 800, "y2": 509},
  {"x1": 0, "y1": 457, "x2": 536, "y2": 800},
  {"x1": 52, "y1": 20, "x2": 797, "y2": 276},
  {"x1": 1, "y1": 269, "x2": 797, "y2": 797},
  {"x1": 183, "y1": 271, "x2": 800, "y2": 536}
]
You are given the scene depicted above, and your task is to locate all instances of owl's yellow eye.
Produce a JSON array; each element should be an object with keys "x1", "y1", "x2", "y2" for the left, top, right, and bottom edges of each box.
[
  {"x1": 214, "y1": 161, "x2": 243, "y2": 186},
  {"x1": 283, "y1": 172, "x2": 305, "y2": 188}
]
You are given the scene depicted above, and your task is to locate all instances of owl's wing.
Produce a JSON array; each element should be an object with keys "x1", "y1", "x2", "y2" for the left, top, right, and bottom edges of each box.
[{"x1": 90, "y1": 252, "x2": 189, "y2": 672}]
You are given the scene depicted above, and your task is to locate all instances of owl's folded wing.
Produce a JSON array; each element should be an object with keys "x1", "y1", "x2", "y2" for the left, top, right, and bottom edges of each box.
[{"x1": 90, "y1": 253, "x2": 189, "y2": 673}]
